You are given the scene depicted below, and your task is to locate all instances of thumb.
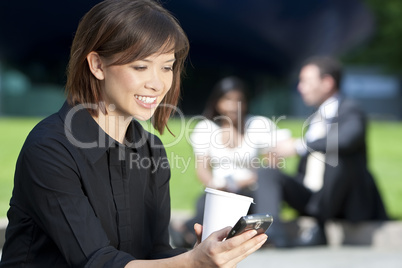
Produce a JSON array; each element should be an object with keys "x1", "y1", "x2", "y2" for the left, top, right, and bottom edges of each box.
[{"x1": 194, "y1": 223, "x2": 203, "y2": 245}]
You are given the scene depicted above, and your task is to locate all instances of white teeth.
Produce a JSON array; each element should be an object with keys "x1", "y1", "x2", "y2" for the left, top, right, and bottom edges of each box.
[{"x1": 135, "y1": 95, "x2": 156, "y2": 104}]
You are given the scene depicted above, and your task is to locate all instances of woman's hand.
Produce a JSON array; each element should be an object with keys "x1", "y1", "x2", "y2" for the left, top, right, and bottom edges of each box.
[{"x1": 189, "y1": 224, "x2": 267, "y2": 268}]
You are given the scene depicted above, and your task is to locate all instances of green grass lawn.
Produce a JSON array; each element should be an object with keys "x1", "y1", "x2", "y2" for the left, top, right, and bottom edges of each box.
[
  {"x1": 0, "y1": 117, "x2": 401, "y2": 220},
  {"x1": 0, "y1": 117, "x2": 43, "y2": 217}
]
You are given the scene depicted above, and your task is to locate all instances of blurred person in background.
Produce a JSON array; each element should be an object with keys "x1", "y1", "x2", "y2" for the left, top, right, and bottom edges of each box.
[
  {"x1": 258, "y1": 56, "x2": 388, "y2": 247},
  {"x1": 0, "y1": 1, "x2": 268, "y2": 267},
  {"x1": 170, "y1": 76, "x2": 288, "y2": 248}
]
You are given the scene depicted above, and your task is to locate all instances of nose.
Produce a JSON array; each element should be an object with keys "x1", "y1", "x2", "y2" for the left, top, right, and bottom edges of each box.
[
  {"x1": 145, "y1": 69, "x2": 164, "y2": 92},
  {"x1": 227, "y1": 99, "x2": 240, "y2": 111},
  {"x1": 297, "y1": 81, "x2": 303, "y2": 93}
]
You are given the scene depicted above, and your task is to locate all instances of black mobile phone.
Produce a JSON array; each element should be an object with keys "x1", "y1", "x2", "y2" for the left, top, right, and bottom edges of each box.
[{"x1": 226, "y1": 213, "x2": 273, "y2": 239}]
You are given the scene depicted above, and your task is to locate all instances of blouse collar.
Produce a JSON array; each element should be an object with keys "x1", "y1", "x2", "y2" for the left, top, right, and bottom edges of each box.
[{"x1": 57, "y1": 101, "x2": 142, "y2": 164}]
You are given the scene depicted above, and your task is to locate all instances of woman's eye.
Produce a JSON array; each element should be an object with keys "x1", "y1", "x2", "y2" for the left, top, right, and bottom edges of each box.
[
  {"x1": 163, "y1": 66, "x2": 173, "y2": 72},
  {"x1": 133, "y1": 66, "x2": 147, "y2": 71}
]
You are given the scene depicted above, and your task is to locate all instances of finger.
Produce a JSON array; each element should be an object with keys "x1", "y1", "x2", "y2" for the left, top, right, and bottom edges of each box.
[
  {"x1": 206, "y1": 226, "x2": 232, "y2": 243},
  {"x1": 225, "y1": 234, "x2": 267, "y2": 266},
  {"x1": 194, "y1": 223, "x2": 203, "y2": 245},
  {"x1": 218, "y1": 229, "x2": 258, "y2": 253},
  {"x1": 194, "y1": 223, "x2": 202, "y2": 237},
  {"x1": 215, "y1": 226, "x2": 233, "y2": 241},
  {"x1": 225, "y1": 234, "x2": 267, "y2": 260},
  {"x1": 228, "y1": 234, "x2": 267, "y2": 267}
]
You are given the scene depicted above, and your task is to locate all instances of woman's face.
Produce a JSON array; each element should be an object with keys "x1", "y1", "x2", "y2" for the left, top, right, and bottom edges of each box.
[
  {"x1": 100, "y1": 51, "x2": 175, "y2": 121},
  {"x1": 216, "y1": 90, "x2": 246, "y2": 124}
]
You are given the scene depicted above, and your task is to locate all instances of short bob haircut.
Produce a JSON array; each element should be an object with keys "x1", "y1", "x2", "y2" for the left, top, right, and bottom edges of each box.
[{"x1": 66, "y1": 0, "x2": 189, "y2": 134}]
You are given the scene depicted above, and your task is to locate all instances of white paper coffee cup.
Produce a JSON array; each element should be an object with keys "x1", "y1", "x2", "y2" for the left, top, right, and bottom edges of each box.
[{"x1": 201, "y1": 188, "x2": 254, "y2": 241}]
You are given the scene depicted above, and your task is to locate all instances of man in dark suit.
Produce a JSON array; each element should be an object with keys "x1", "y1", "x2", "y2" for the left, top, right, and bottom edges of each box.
[{"x1": 255, "y1": 56, "x2": 388, "y2": 247}]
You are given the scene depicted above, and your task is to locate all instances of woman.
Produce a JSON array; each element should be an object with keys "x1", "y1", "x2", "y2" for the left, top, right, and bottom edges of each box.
[
  {"x1": 171, "y1": 76, "x2": 279, "y2": 248},
  {"x1": 0, "y1": 1, "x2": 266, "y2": 267},
  {"x1": 192, "y1": 77, "x2": 277, "y2": 194}
]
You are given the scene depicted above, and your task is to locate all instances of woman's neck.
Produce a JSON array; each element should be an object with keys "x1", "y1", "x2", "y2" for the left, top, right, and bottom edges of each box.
[
  {"x1": 220, "y1": 117, "x2": 244, "y2": 134},
  {"x1": 219, "y1": 120, "x2": 245, "y2": 148},
  {"x1": 93, "y1": 111, "x2": 132, "y2": 145}
]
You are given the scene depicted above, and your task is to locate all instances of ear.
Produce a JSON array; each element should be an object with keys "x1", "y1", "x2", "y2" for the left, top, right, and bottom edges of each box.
[
  {"x1": 87, "y1": 52, "x2": 105, "y2": 80},
  {"x1": 321, "y1": 75, "x2": 336, "y2": 94}
]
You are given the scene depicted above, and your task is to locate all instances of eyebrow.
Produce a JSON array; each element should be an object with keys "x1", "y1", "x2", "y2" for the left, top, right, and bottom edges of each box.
[{"x1": 141, "y1": 58, "x2": 176, "y2": 63}]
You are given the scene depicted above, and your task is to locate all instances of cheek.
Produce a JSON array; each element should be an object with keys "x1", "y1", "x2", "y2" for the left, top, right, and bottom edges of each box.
[
  {"x1": 162, "y1": 74, "x2": 174, "y2": 95},
  {"x1": 216, "y1": 100, "x2": 226, "y2": 114},
  {"x1": 226, "y1": 100, "x2": 238, "y2": 110},
  {"x1": 104, "y1": 71, "x2": 132, "y2": 93},
  {"x1": 165, "y1": 74, "x2": 174, "y2": 91},
  {"x1": 303, "y1": 83, "x2": 317, "y2": 95},
  {"x1": 312, "y1": 84, "x2": 322, "y2": 96}
]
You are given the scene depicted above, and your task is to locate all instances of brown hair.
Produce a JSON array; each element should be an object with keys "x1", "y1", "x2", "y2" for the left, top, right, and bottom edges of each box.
[
  {"x1": 203, "y1": 76, "x2": 249, "y2": 134},
  {"x1": 66, "y1": 0, "x2": 189, "y2": 134},
  {"x1": 203, "y1": 76, "x2": 249, "y2": 121}
]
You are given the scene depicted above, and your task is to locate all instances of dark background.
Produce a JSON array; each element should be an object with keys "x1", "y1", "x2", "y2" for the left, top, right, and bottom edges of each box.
[{"x1": 0, "y1": 0, "x2": 401, "y2": 118}]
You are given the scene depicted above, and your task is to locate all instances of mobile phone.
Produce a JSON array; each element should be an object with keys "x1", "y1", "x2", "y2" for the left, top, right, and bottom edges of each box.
[{"x1": 226, "y1": 213, "x2": 273, "y2": 239}]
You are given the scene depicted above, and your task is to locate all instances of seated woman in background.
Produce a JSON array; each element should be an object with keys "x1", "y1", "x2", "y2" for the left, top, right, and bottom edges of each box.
[{"x1": 171, "y1": 76, "x2": 286, "y2": 248}]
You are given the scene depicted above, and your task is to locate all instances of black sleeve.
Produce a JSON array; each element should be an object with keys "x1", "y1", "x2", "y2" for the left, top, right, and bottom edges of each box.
[
  {"x1": 147, "y1": 135, "x2": 188, "y2": 259},
  {"x1": 15, "y1": 138, "x2": 135, "y2": 267}
]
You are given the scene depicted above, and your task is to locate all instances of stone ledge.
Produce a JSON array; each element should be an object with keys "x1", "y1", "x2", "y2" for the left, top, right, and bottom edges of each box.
[
  {"x1": 283, "y1": 217, "x2": 402, "y2": 248},
  {"x1": 170, "y1": 211, "x2": 402, "y2": 249},
  {"x1": 2, "y1": 213, "x2": 402, "y2": 249},
  {"x1": 327, "y1": 220, "x2": 402, "y2": 248}
]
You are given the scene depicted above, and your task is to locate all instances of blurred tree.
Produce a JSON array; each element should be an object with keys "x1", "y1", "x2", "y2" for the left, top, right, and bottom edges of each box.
[{"x1": 343, "y1": 0, "x2": 402, "y2": 73}]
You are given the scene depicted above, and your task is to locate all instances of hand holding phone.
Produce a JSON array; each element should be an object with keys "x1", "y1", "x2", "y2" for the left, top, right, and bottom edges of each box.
[{"x1": 226, "y1": 213, "x2": 273, "y2": 239}]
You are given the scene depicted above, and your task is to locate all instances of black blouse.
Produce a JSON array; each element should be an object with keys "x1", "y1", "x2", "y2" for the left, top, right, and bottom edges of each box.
[{"x1": 0, "y1": 102, "x2": 186, "y2": 267}]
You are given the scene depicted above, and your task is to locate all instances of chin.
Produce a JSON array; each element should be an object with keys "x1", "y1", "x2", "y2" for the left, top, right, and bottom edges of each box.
[
  {"x1": 130, "y1": 109, "x2": 156, "y2": 122},
  {"x1": 133, "y1": 115, "x2": 152, "y2": 121},
  {"x1": 303, "y1": 99, "x2": 315, "y2": 107}
]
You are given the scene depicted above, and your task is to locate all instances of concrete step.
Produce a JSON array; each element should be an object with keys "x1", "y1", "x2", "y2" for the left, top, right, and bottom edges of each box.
[
  {"x1": 238, "y1": 246, "x2": 402, "y2": 268},
  {"x1": 170, "y1": 211, "x2": 402, "y2": 249},
  {"x1": 2, "y1": 213, "x2": 402, "y2": 249},
  {"x1": 284, "y1": 217, "x2": 402, "y2": 248}
]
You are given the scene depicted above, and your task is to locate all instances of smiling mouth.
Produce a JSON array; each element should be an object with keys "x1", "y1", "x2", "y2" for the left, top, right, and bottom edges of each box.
[{"x1": 135, "y1": 95, "x2": 157, "y2": 104}]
